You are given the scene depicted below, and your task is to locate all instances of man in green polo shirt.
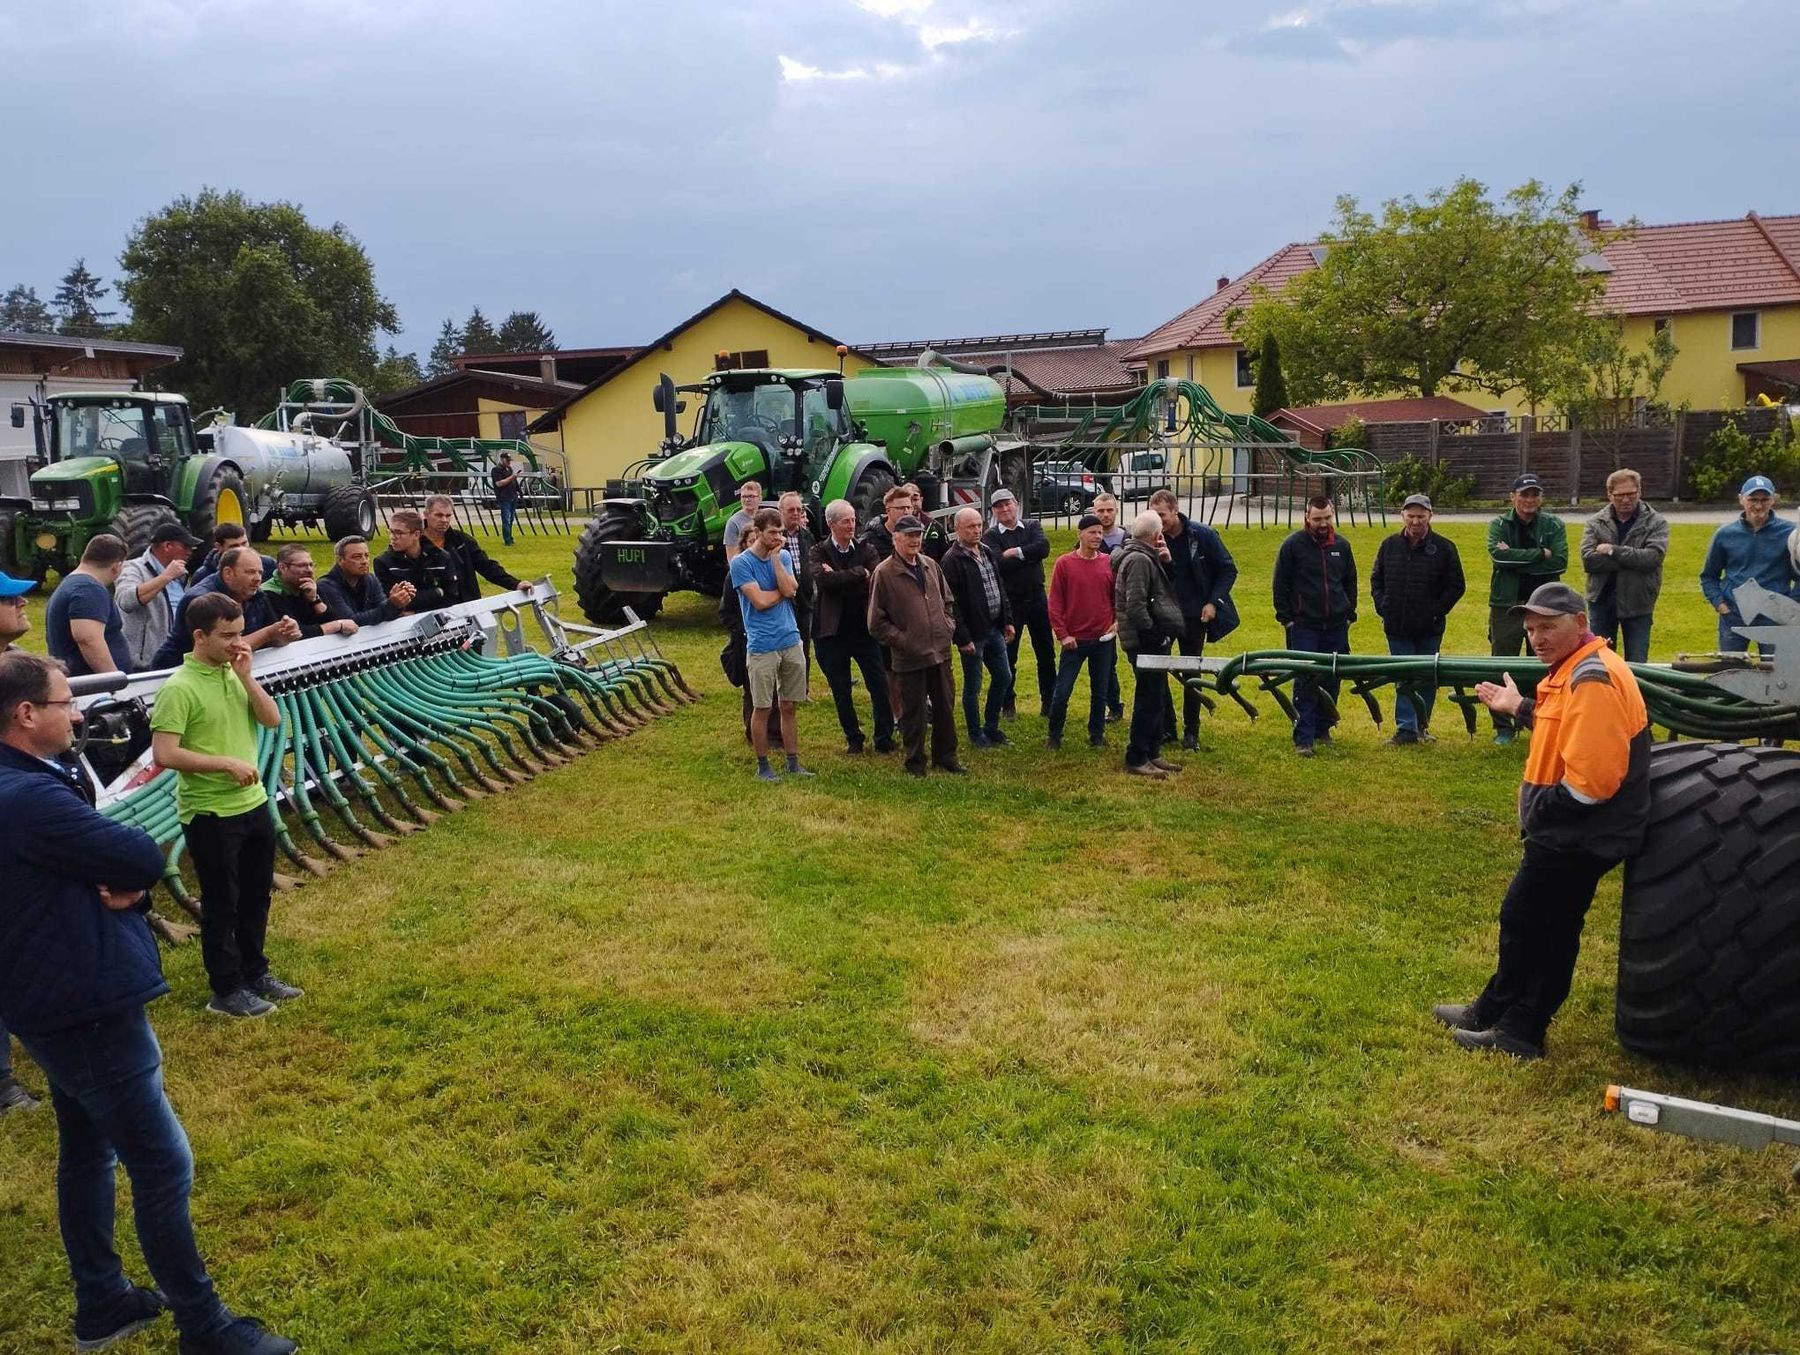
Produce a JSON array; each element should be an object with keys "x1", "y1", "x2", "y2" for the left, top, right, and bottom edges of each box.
[{"x1": 149, "y1": 591, "x2": 296, "y2": 1019}]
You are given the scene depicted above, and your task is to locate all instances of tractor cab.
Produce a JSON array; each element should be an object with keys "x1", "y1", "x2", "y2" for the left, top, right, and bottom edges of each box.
[{"x1": 42, "y1": 393, "x2": 195, "y2": 499}]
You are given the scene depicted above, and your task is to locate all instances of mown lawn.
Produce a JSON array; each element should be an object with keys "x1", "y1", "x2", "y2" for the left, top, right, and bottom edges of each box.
[{"x1": 2, "y1": 516, "x2": 1796, "y2": 1353}]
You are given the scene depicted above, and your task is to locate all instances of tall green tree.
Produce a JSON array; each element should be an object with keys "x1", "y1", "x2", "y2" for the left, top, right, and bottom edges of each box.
[
  {"x1": 461, "y1": 307, "x2": 500, "y2": 355},
  {"x1": 54, "y1": 258, "x2": 114, "y2": 337},
  {"x1": 497, "y1": 310, "x2": 556, "y2": 353},
  {"x1": 117, "y1": 188, "x2": 398, "y2": 416},
  {"x1": 1229, "y1": 179, "x2": 1605, "y2": 405},
  {"x1": 426, "y1": 318, "x2": 464, "y2": 376},
  {"x1": 1555, "y1": 317, "x2": 1679, "y2": 466},
  {"x1": 364, "y1": 346, "x2": 426, "y2": 398},
  {"x1": 1251, "y1": 332, "x2": 1289, "y2": 418},
  {"x1": 0, "y1": 284, "x2": 55, "y2": 333}
]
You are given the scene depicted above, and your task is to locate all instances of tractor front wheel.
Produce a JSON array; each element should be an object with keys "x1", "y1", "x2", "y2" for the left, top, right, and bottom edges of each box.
[
  {"x1": 110, "y1": 503, "x2": 181, "y2": 556},
  {"x1": 573, "y1": 506, "x2": 665, "y2": 625},
  {"x1": 1616, "y1": 741, "x2": 1800, "y2": 1073},
  {"x1": 849, "y1": 464, "x2": 897, "y2": 529},
  {"x1": 189, "y1": 466, "x2": 249, "y2": 547}
]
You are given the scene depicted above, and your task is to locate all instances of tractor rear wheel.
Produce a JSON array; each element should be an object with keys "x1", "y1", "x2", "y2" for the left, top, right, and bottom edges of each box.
[
  {"x1": 573, "y1": 506, "x2": 664, "y2": 625},
  {"x1": 322, "y1": 486, "x2": 379, "y2": 541},
  {"x1": 1616, "y1": 741, "x2": 1800, "y2": 1073},
  {"x1": 849, "y1": 464, "x2": 897, "y2": 528},
  {"x1": 189, "y1": 466, "x2": 249, "y2": 546},
  {"x1": 110, "y1": 503, "x2": 181, "y2": 556}
]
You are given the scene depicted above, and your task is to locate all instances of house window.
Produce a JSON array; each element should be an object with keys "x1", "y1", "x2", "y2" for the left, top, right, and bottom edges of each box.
[
  {"x1": 1731, "y1": 312, "x2": 1760, "y2": 351},
  {"x1": 1653, "y1": 317, "x2": 1672, "y2": 339},
  {"x1": 1235, "y1": 349, "x2": 1254, "y2": 388},
  {"x1": 1154, "y1": 359, "x2": 1170, "y2": 381},
  {"x1": 721, "y1": 349, "x2": 770, "y2": 370},
  {"x1": 497, "y1": 410, "x2": 527, "y2": 440}
]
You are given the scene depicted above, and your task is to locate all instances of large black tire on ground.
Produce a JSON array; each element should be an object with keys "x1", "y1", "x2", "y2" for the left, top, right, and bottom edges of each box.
[
  {"x1": 249, "y1": 513, "x2": 275, "y2": 544},
  {"x1": 188, "y1": 465, "x2": 248, "y2": 547},
  {"x1": 0, "y1": 510, "x2": 16, "y2": 573},
  {"x1": 322, "y1": 485, "x2": 378, "y2": 541},
  {"x1": 572, "y1": 506, "x2": 665, "y2": 625},
  {"x1": 109, "y1": 503, "x2": 180, "y2": 555},
  {"x1": 1616, "y1": 741, "x2": 1800, "y2": 1074},
  {"x1": 999, "y1": 445, "x2": 1033, "y2": 512},
  {"x1": 849, "y1": 463, "x2": 897, "y2": 528}
]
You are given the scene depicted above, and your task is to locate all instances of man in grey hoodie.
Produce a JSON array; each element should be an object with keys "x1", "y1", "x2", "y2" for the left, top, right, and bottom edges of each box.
[{"x1": 1112, "y1": 512, "x2": 1188, "y2": 780}]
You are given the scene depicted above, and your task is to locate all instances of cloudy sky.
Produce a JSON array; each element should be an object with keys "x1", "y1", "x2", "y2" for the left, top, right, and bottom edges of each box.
[{"x1": 3, "y1": 0, "x2": 1795, "y2": 356}]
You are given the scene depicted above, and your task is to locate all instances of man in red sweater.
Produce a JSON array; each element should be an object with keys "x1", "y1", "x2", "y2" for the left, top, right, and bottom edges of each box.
[{"x1": 1045, "y1": 514, "x2": 1117, "y2": 749}]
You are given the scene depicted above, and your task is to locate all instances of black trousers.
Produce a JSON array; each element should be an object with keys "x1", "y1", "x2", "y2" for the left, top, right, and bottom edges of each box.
[
  {"x1": 1005, "y1": 592, "x2": 1057, "y2": 711},
  {"x1": 1488, "y1": 606, "x2": 1529, "y2": 732},
  {"x1": 815, "y1": 629, "x2": 894, "y2": 748},
  {"x1": 1158, "y1": 615, "x2": 1207, "y2": 741},
  {"x1": 1471, "y1": 844, "x2": 1616, "y2": 1045},
  {"x1": 896, "y1": 660, "x2": 958, "y2": 773},
  {"x1": 184, "y1": 806, "x2": 277, "y2": 997},
  {"x1": 1126, "y1": 641, "x2": 1171, "y2": 767}
]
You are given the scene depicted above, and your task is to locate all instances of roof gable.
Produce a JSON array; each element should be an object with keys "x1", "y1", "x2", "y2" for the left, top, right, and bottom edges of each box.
[
  {"x1": 528, "y1": 289, "x2": 880, "y2": 432},
  {"x1": 1128, "y1": 243, "x2": 1322, "y2": 359},
  {"x1": 1598, "y1": 212, "x2": 1800, "y2": 315}
]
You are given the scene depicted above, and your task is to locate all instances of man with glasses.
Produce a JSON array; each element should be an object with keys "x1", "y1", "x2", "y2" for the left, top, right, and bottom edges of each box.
[{"x1": 1579, "y1": 468, "x2": 1668, "y2": 664}]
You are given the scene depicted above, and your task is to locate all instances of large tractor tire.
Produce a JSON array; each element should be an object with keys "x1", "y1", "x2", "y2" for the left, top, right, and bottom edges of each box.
[
  {"x1": 0, "y1": 510, "x2": 16, "y2": 573},
  {"x1": 849, "y1": 463, "x2": 897, "y2": 528},
  {"x1": 322, "y1": 486, "x2": 379, "y2": 541},
  {"x1": 109, "y1": 503, "x2": 181, "y2": 555},
  {"x1": 573, "y1": 506, "x2": 665, "y2": 625},
  {"x1": 188, "y1": 466, "x2": 249, "y2": 546},
  {"x1": 1616, "y1": 741, "x2": 1800, "y2": 1074},
  {"x1": 1000, "y1": 445, "x2": 1033, "y2": 512}
]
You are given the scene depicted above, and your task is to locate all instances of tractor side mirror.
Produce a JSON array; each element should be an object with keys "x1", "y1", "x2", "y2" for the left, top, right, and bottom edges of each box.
[
  {"x1": 652, "y1": 382, "x2": 666, "y2": 413},
  {"x1": 824, "y1": 379, "x2": 845, "y2": 411},
  {"x1": 655, "y1": 373, "x2": 678, "y2": 444},
  {"x1": 9, "y1": 404, "x2": 22, "y2": 428}
]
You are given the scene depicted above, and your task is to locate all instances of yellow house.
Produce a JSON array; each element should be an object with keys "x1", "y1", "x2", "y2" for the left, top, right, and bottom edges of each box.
[
  {"x1": 1131, "y1": 212, "x2": 1800, "y2": 418},
  {"x1": 530, "y1": 290, "x2": 884, "y2": 488}
]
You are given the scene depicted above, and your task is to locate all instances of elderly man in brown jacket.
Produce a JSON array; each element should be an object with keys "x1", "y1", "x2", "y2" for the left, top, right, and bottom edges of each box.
[{"x1": 867, "y1": 515, "x2": 965, "y2": 777}]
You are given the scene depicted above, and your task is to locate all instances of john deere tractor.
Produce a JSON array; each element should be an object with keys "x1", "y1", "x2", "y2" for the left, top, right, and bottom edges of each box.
[
  {"x1": 2, "y1": 390, "x2": 377, "y2": 580},
  {"x1": 571, "y1": 361, "x2": 1028, "y2": 623}
]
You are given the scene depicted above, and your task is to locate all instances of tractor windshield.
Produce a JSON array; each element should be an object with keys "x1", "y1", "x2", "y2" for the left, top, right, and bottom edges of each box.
[
  {"x1": 698, "y1": 382, "x2": 845, "y2": 453},
  {"x1": 54, "y1": 401, "x2": 153, "y2": 468}
]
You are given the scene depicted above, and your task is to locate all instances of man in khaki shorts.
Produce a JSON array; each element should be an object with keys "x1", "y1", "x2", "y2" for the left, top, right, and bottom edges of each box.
[{"x1": 729, "y1": 507, "x2": 814, "y2": 782}]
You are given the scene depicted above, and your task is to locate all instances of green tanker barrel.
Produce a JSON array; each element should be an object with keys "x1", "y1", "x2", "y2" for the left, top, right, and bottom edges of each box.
[{"x1": 845, "y1": 369, "x2": 1007, "y2": 469}]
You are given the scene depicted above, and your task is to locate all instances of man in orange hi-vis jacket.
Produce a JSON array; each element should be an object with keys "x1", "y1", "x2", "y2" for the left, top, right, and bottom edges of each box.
[{"x1": 1433, "y1": 582, "x2": 1653, "y2": 1060}]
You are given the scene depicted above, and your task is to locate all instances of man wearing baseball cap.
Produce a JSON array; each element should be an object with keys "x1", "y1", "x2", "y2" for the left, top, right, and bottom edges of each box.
[
  {"x1": 1435, "y1": 582, "x2": 1651, "y2": 1060},
  {"x1": 116, "y1": 521, "x2": 202, "y2": 670},
  {"x1": 1700, "y1": 474, "x2": 1797, "y2": 655},
  {"x1": 1485, "y1": 474, "x2": 1567, "y2": 744}
]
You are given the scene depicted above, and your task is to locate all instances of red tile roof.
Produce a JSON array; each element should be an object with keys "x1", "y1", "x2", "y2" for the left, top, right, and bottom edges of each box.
[
  {"x1": 1128, "y1": 243, "x2": 1322, "y2": 360},
  {"x1": 1270, "y1": 396, "x2": 1491, "y2": 435},
  {"x1": 945, "y1": 340, "x2": 1142, "y2": 397},
  {"x1": 1133, "y1": 212, "x2": 1800, "y2": 358}
]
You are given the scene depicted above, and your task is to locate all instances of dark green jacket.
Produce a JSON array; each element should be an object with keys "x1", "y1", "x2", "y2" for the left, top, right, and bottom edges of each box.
[
  {"x1": 1486, "y1": 509, "x2": 1568, "y2": 608},
  {"x1": 1112, "y1": 539, "x2": 1186, "y2": 653}
]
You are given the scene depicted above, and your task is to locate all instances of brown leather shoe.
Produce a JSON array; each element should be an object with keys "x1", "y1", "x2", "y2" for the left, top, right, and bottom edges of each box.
[
  {"x1": 1125, "y1": 762, "x2": 1169, "y2": 779},
  {"x1": 1150, "y1": 757, "x2": 1183, "y2": 773}
]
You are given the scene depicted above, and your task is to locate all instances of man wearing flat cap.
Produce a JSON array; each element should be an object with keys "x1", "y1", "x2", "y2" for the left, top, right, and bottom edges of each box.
[
  {"x1": 867, "y1": 515, "x2": 965, "y2": 777},
  {"x1": 1486, "y1": 473, "x2": 1567, "y2": 744},
  {"x1": 1435, "y1": 582, "x2": 1651, "y2": 1061},
  {"x1": 1371, "y1": 493, "x2": 1464, "y2": 745}
]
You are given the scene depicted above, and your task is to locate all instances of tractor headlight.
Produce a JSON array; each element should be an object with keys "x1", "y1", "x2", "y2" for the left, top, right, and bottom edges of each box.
[{"x1": 40, "y1": 497, "x2": 83, "y2": 511}]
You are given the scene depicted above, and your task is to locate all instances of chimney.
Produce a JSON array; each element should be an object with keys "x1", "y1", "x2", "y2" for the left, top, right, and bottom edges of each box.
[
  {"x1": 539, "y1": 354, "x2": 557, "y2": 384},
  {"x1": 1578, "y1": 208, "x2": 1601, "y2": 232},
  {"x1": 1216, "y1": 275, "x2": 1231, "y2": 293}
]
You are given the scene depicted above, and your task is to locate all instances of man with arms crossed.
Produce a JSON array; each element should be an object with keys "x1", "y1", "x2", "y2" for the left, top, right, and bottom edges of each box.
[{"x1": 731, "y1": 507, "x2": 813, "y2": 782}]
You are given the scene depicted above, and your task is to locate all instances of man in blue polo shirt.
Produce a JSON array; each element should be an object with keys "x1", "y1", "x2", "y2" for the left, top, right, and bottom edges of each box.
[
  {"x1": 729, "y1": 506, "x2": 812, "y2": 782},
  {"x1": 1700, "y1": 474, "x2": 1798, "y2": 654}
]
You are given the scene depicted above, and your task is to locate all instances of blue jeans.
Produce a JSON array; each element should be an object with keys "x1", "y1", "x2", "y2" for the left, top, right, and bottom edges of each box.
[
  {"x1": 1717, "y1": 613, "x2": 1774, "y2": 657},
  {"x1": 1587, "y1": 594, "x2": 1652, "y2": 664},
  {"x1": 1287, "y1": 622, "x2": 1350, "y2": 746},
  {"x1": 17, "y1": 1008, "x2": 229, "y2": 1339},
  {"x1": 498, "y1": 497, "x2": 518, "y2": 544},
  {"x1": 1386, "y1": 632, "x2": 1440, "y2": 734},
  {"x1": 1047, "y1": 637, "x2": 1115, "y2": 742},
  {"x1": 960, "y1": 630, "x2": 1013, "y2": 740}
]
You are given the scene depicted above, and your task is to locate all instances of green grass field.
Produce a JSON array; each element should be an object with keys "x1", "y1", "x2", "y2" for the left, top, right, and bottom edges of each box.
[{"x1": 3, "y1": 517, "x2": 1796, "y2": 1353}]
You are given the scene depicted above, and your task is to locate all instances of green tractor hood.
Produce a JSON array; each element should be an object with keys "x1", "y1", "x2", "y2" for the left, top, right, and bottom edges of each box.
[
  {"x1": 31, "y1": 456, "x2": 117, "y2": 487},
  {"x1": 643, "y1": 440, "x2": 767, "y2": 487}
]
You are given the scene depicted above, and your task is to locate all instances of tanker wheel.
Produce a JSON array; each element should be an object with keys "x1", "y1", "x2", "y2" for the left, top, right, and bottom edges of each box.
[
  {"x1": 1616, "y1": 741, "x2": 1800, "y2": 1073},
  {"x1": 109, "y1": 503, "x2": 181, "y2": 555},
  {"x1": 572, "y1": 506, "x2": 664, "y2": 626},
  {"x1": 849, "y1": 464, "x2": 896, "y2": 528},
  {"x1": 249, "y1": 514, "x2": 275, "y2": 544},
  {"x1": 322, "y1": 485, "x2": 378, "y2": 541},
  {"x1": 189, "y1": 466, "x2": 248, "y2": 546},
  {"x1": 1000, "y1": 446, "x2": 1033, "y2": 512}
]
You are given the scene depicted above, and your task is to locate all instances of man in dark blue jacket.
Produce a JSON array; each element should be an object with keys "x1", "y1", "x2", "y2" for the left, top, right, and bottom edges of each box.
[
  {"x1": 317, "y1": 535, "x2": 414, "y2": 626},
  {"x1": 1150, "y1": 489, "x2": 1240, "y2": 750},
  {"x1": 1273, "y1": 495, "x2": 1358, "y2": 756},
  {"x1": 0, "y1": 652, "x2": 298, "y2": 1355}
]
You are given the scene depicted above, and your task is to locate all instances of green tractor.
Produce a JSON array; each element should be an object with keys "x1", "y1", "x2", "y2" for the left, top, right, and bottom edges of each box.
[
  {"x1": 571, "y1": 361, "x2": 1028, "y2": 623},
  {"x1": 3, "y1": 389, "x2": 377, "y2": 581}
]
